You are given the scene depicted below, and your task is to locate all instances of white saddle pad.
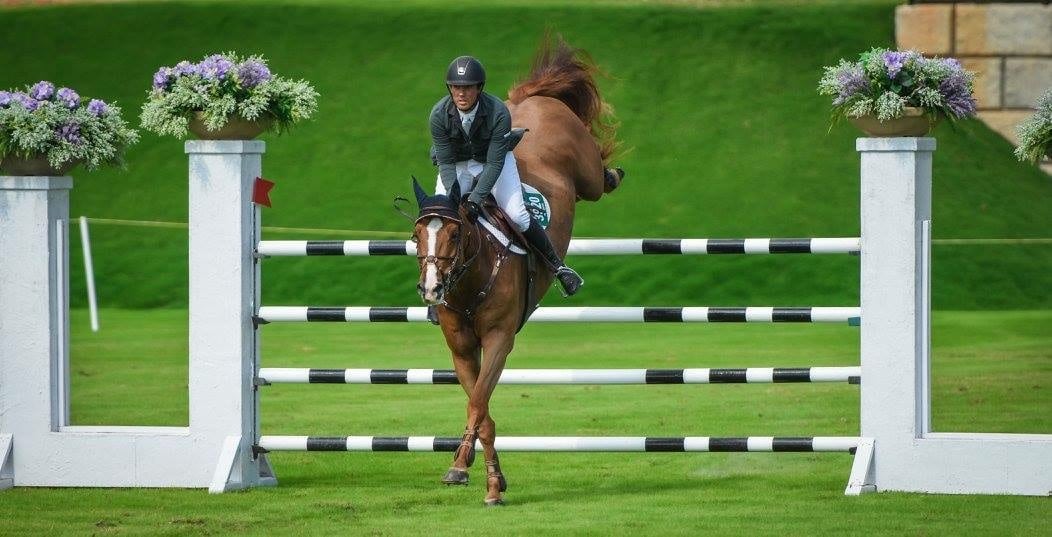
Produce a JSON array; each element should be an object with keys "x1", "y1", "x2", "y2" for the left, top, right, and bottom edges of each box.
[{"x1": 479, "y1": 217, "x2": 527, "y2": 255}]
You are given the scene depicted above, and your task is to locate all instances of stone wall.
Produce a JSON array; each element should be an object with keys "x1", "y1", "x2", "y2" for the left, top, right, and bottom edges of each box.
[{"x1": 897, "y1": 2, "x2": 1052, "y2": 174}]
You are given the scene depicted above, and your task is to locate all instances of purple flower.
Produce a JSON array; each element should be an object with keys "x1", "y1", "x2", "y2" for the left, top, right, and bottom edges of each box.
[
  {"x1": 938, "y1": 72, "x2": 977, "y2": 118},
  {"x1": 883, "y1": 51, "x2": 910, "y2": 79},
  {"x1": 173, "y1": 60, "x2": 198, "y2": 77},
  {"x1": 834, "y1": 66, "x2": 869, "y2": 105},
  {"x1": 0, "y1": 91, "x2": 11, "y2": 107},
  {"x1": 12, "y1": 93, "x2": 40, "y2": 111},
  {"x1": 199, "y1": 54, "x2": 234, "y2": 81},
  {"x1": 237, "y1": 60, "x2": 271, "y2": 88},
  {"x1": 942, "y1": 58, "x2": 962, "y2": 70},
  {"x1": 87, "y1": 99, "x2": 109, "y2": 116},
  {"x1": 153, "y1": 66, "x2": 175, "y2": 90},
  {"x1": 56, "y1": 121, "x2": 82, "y2": 145},
  {"x1": 57, "y1": 87, "x2": 80, "y2": 108},
  {"x1": 30, "y1": 81, "x2": 55, "y2": 100}
]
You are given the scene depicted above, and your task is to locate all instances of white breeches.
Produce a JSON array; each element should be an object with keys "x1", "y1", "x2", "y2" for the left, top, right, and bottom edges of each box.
[{"x1": 435, "y1": 151, "x2": 532, "y2": 232}]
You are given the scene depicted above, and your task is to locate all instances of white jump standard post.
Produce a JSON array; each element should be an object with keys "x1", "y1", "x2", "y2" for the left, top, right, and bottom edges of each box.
[
  {"x1": 0, "y1": 143, "x2": 275, "y2": 493},
  {"x1": 0, "y1": 176, "x2": 72, "y2": 491},
  {"x1": 186, "y1": 140, "x2": 275, "y2": 493},
  {"x1": 856, "y1": 137, "x2": 1052, "y2": 496}
]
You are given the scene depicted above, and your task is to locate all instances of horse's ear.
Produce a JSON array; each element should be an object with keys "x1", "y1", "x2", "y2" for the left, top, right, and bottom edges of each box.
[
  {"x1": 449, "y1": 180, "x2": 461, "y2": 202},
  {"x1": 412, "y1": 176, "x2": 427, "y2": 206}
]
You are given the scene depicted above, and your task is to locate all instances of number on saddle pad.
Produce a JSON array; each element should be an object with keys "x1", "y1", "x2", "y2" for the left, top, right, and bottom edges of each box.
[{"x1": 521, "y1": 183, "x2": 550, "y2": 230}]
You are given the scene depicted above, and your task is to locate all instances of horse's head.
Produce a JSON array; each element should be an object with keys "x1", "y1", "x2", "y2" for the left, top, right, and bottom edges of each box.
[{"x1": 412, "y1": 178, "x2": 464, "y2": 305}]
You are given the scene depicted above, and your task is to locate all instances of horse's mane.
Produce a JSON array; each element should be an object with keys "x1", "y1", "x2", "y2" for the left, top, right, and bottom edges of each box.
[{"x1": 507, "y1": 34, "x2": 620, "y2": 164}]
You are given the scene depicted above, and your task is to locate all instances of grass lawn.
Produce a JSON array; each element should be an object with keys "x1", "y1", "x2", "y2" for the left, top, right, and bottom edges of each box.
[
  {"x1": 1, "y1": 0, "x2": 1049, "y2": 533},
  {"x1": 0, "y1": 308, "x2": 1046, "y2": 535}
]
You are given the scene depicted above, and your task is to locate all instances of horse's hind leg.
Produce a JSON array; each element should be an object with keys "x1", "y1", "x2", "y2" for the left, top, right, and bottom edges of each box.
[{"x1": 478, "y1": 415, "x2": 507, "y2": 507}]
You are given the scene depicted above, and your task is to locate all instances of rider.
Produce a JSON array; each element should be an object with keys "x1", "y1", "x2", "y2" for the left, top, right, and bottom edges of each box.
[{"x1": 429, "y1": 55, "x2": 584, "y2": 297}]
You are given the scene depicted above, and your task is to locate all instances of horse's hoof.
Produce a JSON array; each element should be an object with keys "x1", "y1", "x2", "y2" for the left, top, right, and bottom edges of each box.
[
  {"x1": 484, "y1": 497, "x2": 505, "y2": 507},
  {"x1": 442, "y1": 467, "x2": 469, "y2": 486},
  {"x1": 604, "y1": 167, "x2": 625, "y2": 191}
]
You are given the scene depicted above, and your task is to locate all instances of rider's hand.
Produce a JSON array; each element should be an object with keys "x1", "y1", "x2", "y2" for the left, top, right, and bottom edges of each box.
[{"x1": 464, "y1": 200, "x2": 481, "y2": 221}]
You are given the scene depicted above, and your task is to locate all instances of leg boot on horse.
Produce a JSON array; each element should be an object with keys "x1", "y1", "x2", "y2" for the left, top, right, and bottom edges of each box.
[
  {"x1": 484, "y1": 458, "x2": 507, "y2": 507},
  {"x1": 478, "y1": 416, "x2": 507, "y2": 506},
  {"x1": 442, "y1": 426, "x2": 478, "y2": 486}
]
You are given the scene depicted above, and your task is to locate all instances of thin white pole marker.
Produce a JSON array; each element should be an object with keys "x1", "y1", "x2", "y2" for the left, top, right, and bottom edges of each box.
[{"x1": 79, "y1": 216, "x2": 99, "y2": 332}]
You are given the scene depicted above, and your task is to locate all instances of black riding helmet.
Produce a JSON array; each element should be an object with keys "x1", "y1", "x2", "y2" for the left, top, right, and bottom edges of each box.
[{"x1": 446, "y1": 56, "x2": 486, "y2": 91}]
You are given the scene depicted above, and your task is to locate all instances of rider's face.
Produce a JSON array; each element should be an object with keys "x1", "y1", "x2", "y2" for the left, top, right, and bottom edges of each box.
[{"x1": 449, "y1": 84, "x2": 480, "y2": 111}]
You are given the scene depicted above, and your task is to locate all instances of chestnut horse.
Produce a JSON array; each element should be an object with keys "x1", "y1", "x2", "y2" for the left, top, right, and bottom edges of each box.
[{"x1": 412, "y1": 37, "x2": 622, "y2": 506}]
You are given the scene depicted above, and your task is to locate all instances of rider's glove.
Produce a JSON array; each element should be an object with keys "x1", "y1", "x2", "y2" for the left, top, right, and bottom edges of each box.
[{"x1": 464, "y1": 200, "x2": 481, "y2": 221}]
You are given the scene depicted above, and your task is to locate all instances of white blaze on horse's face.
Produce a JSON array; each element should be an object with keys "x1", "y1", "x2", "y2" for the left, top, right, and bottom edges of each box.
[{"x1": 420, "y1": 217, "x2": 445, "y2": 304}]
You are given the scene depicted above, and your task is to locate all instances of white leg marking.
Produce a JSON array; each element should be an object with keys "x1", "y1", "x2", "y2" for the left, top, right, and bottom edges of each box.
[{"x1": 424, "y1": 218, "x2": 443, "y2": 300}]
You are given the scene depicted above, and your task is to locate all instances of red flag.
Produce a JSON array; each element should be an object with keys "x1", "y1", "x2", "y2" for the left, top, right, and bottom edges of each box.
[{"x1": 253, "y1": 176, "x2": 274, "y2": 207}]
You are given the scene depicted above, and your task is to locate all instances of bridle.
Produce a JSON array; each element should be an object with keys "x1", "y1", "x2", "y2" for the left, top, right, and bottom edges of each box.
[{"x1": 415, "y1": 204, "x2": 480, "y2": 298}]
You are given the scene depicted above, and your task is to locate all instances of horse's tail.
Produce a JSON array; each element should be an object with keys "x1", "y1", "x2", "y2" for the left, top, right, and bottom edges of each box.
[{"x1": 508, "y1": 34, "x2": 620, "y2": 164}]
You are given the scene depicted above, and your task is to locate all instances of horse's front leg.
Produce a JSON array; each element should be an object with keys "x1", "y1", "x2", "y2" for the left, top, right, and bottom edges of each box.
[
  {"x1": 471, "y1": 330, "x2": 515, "y2": 506},
  {"x1": 442, "y1": 345, "x2": 481, "y2": 486},
  {"x1": 440, "y1": 310, "x2": 481, "y2": 486}
]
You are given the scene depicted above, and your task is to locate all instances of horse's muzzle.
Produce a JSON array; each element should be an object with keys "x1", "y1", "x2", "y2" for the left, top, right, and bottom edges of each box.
[{"x1": 418, "y1": 282, "x2": 444, "y2": 305}]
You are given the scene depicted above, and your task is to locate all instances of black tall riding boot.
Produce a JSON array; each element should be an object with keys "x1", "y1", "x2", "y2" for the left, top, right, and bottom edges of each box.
[{"x1": 522, "y1": 219, "x2": 583, "y2": 296}]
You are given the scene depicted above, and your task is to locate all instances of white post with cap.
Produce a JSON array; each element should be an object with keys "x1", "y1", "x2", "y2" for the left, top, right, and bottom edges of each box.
[
  {"x1": 857, "y1": 137, "x2": 1052, "y2": 496},
  {"x1": 0, "y1": 141, "x2": 274, "y2": 492}
]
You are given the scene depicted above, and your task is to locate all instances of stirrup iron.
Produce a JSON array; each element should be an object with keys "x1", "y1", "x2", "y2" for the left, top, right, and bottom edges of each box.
[{"x1": 555, "y1": 266, "x2": 584, "y2": 297}]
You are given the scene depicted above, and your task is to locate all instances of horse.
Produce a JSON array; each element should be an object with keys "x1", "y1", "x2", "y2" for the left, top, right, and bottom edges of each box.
[{"x1": 411, "y1": 36, "x2": 623, "y2": 506}]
